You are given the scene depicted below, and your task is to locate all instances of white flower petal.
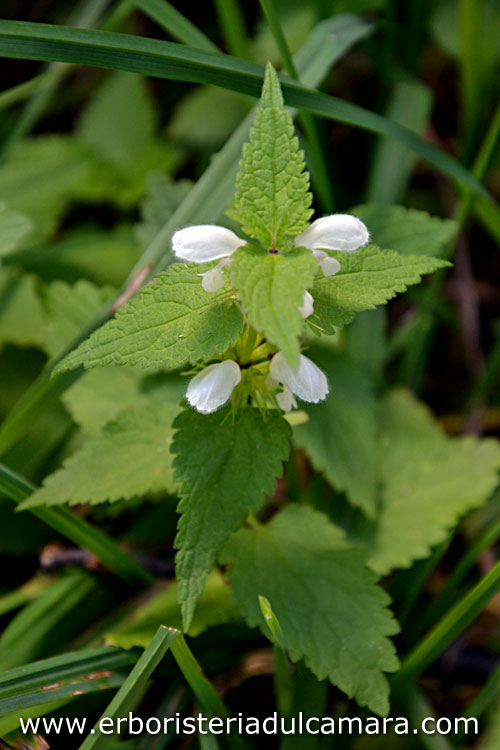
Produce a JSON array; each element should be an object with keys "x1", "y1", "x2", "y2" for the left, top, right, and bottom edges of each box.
[
  {"x1": 313, "y1": 250, "x2": 341, "y2": 277},
  {"x1": 298, "y1": 290, "x2": 314, "y2": 319},
  {"x1": 295, "y1": 214, "x2": 369, "y2": 253},
  {"x1": 172, "y1": 225, "x2": 244, "y2": 263},
  {"x1": 200, "y1": 266, "x2": 225, "y2": 292},
  {"x1": 186, "y1": 360, "x2": 241, "y2": 414},
  {"x1": 270, "y1": 352, "x2": 329, "y2": 404},
  {"x1": 276, "y1": 386, "x2": 298, "y2": 412}
]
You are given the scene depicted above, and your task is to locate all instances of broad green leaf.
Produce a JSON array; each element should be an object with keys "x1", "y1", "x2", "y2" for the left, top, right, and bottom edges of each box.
[
  {"x1": 172, "y1": 406, "x2": 291, "y2": 629},
  {"x1": 107, "y1": 571, "x2": 237, "y2": 648},
  {"x1": 53, "y1": 264, "x2": 244, "y2": 374},
  {"x1": 228, "y1": 63, "x2": 312, "y2": 248},
  {"x1": 221, "y1": 505, "x2": 399, "y2": 715},
  {"x1": 293, "y1": 347, "x2": 378, "y2": 517},
  {"x1": 231, "y1": 245, "x2": 317, "y2": 366},
  {"x1": 75, "y1": 71, "x2": 185, "y2": 208},
  {"x1": 366, "y1": 390, "x2": 500, "y2": 575},
  {"x1": 62, "y1": 367, "x2": 148, "y2": 434},
  {"x1": 77, "y1": 71, "x2": 157, "y2": 164},
  {"x1": 41, "y1": 279, "x2": 114, "y2": 358},
  {"x1": 0, "y1": 203, "x2": 32, "y2": 257},
  {"x1": 0, "y1": 136, "x2": 92, "y2": 239},
  {"x1": 0, "y1": 268, "x2": 45, "y2": 351},
  {"x1": 19, "y1": 401, "x2": 182, "y2": 510},
  {"x1": 310, "y1": 245, "x2": 449, "y2": 334},
  {"x1": 167, "y1": 86, "x2": 250, "y2": 148},
  {"x1": 351, "y1": 205, "x2": 457, "y2": 257}
]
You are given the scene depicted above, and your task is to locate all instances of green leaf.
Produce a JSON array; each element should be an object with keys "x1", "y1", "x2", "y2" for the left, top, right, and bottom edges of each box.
[
  {"x1": 107, "y1": 570, "x2": 237, "y2": 648},
  {"x1": 75, "y1": 71, "x2": 185, "y2": 209},
  {"x1": 228, "y1": 63, "x2": 312, "y2": 248},
  {"x1": 53, "y1": 264, "x2": 244, "y2": 374},
  {"x1": 19, "y1": 400, "x2": 182, "y2": 510},
  {"x1": 77, "y1": 71, "x2": 157, "y2": 164},
  {"x1": 0, "y1": 203, "x2": 32, "y2": 256},
  {"x1": 0, "y1": 135, "x2": 92, "y2": 239},
  {"x1": 221, "y1": 505, "x2": 399, "y2": 715},
  {"x1": 366, "y1": 390, "x2": 500, "y2": 575},
  {"x1": 351, "y1": 205, "x2": 457, "y2": 257},
  {"x1": 231, "y1": 245, "x2": 317, "y2": 366},
  {"x1": 62, "y1": 367, "x2": 148, "y2": 434},
  {"x1": 310, "y1": 245, "x2": 449, "y2": 334},
  {"x1": 0, "y1": 268, "x2": 45, "y2": 351},
  {"x1": 293, "y1": 348, "x2": 378, "y2": 517},
  {"x1": 41, "y1": 279, "x2": 114, "y2": 358},
  {"x1": 172, "y1": 405, "x2": 291, "y2": 629}
]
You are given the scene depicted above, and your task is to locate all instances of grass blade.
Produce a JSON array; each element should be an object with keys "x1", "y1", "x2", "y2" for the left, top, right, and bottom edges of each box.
[
  {"x1": 0, "y1": 20, "x2": 490, "y2": 198},
  {"x1": 79, "y1": 626, "x2": 180, "y2": 749},
  {"x1": 169, "y1": 634, "x2": 227, "y2": 719},
  {"x1": 131, "y1": 0, "x2": 218, "y2": 52},
  {"x1": 0, "y1": 462, "x2": 154, "y2": 589},
  {"x1": 393, "y1": 559, "x2": 500, "y2": 693}
]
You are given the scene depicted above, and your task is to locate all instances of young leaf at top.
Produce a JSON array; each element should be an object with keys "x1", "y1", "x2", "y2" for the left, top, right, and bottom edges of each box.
[
  {"x1": 221, "y1": 505, "x2": 399, "y2": 716},
  {"x1": 227, "y1": 63, "x2": 312, "y2": 249},
  {"x1": 172, "y1": 406, "x2": 291, "y2": 630},
  {"x1": 53, "y1": 264, "x2": 243, "y2": 375},
  {"x1": 310, "y1": 245, "x2": 450, "y2": 334},
  {"x1": 231, "y1": 245, "x2": 317, "y2": 366}
]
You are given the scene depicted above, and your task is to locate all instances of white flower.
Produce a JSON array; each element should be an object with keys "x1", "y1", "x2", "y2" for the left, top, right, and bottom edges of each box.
[
  {"x1": 199, "y1": 257, "x2": 232, "y2": 293},
  {"x1": 270, "y1": 352, "x2": 329, "y2": 407},
  {"x1": 295, "y1": 214, "x2": 369, "y2": 276},
  {"x1": 298, "y1": 290, "x2": 314, "y2": 319},
  {"x1": 276, "y1": 386, "x2": 298, "y2": 412},
  {"x1": 172, "y1": 224, "x2": 245, "y2": 293},
  {"x1": 186, "y1": 360, "x2": 241, "y2": 414}
]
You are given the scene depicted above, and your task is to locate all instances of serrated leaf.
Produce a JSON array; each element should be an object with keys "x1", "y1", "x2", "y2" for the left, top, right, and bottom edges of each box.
[
  {"x1": 228, "y1": 63, "x2": 312, "y2": 248},
  {"x1": 366, "y1": 390, "x2": 500, "y2": 575},
  {"x1": 231, "y1": 245, "x2": 316, "y2": 366},
  {"x1": 310, "y1": 245, "x2": 449, "y2": 334},
  {"x1": 41, "y1": 279, "x2": 114, "y2": 358},
  {"x1": 351, "y1": 205, "x2": 457, "y2": 257},
  {"x1": 293, "y1": 347, "x2": 378, "y2": 516},
  {"x1": 0, "y1": 203, "x2": 32, "y2": 257},
  {"x1": 54, "y1": 264, "x2": 244, "y2": 375},
  {"x1": 107, "y1": 571, "x2": 237, "y2": 649},
  {"x1": 221, "y1": 505, "x2": 399, "y2": 715},
  {"x1": 172, "y1": 406, "x2": 291, "y2": 629},
  {"x1": 19, "y1": 401, "x2": 182, "y2": 510}
]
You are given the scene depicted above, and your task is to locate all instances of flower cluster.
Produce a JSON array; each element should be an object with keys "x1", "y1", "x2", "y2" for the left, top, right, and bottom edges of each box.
[{"x1": 172, "y1": 214, "x2": 369, "y2": 415}]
